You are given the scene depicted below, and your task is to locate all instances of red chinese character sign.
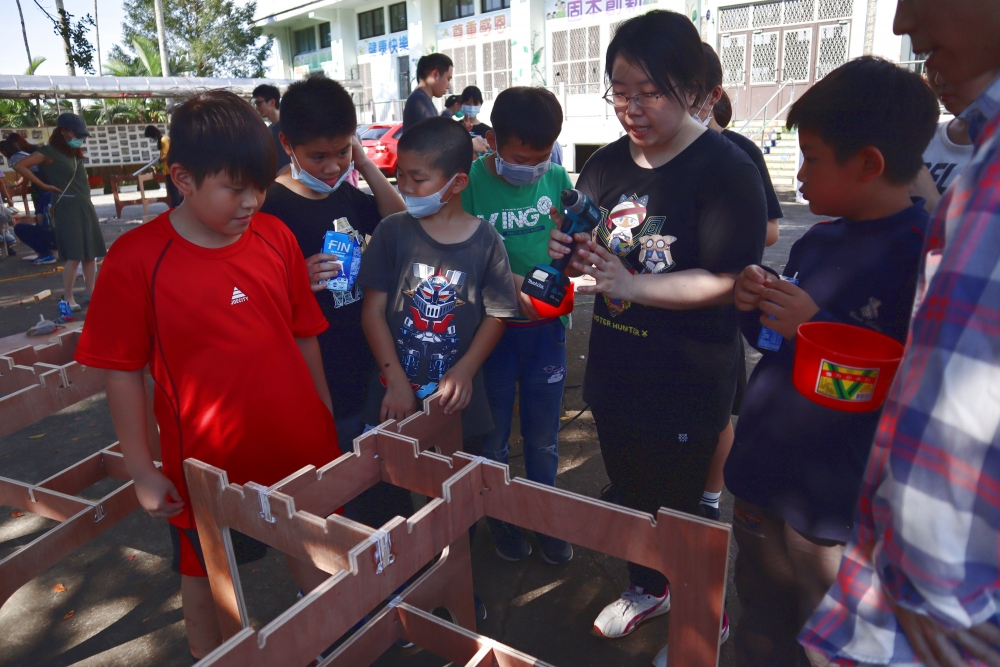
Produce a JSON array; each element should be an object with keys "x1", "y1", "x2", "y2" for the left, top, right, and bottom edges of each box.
[
  {"x1": 436, "y1": 8, "x2": 511, "y2": 42},
  {"x1": 545, "y1": 0, "x2": 658, "y2": 19}
]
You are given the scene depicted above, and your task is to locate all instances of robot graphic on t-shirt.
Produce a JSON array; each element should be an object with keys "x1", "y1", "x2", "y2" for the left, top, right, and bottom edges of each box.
[
  {"x1": 638, "y1": 234, "x2": 677, "y2": 274},
  {"x1": 397, "y1": 263, "x2": 466, "y2": 399}
]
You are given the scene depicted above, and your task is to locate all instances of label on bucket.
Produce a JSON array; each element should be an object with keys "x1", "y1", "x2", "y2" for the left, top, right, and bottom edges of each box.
[{"x1": 815, "y1": 359, "x2": 879, "y2": 402}]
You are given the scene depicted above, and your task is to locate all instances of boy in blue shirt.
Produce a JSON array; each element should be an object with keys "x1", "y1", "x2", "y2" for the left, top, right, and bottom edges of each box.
[
  {"x1": 724, "y1": 57, "x2": 940, "y2": 666},
  {"x1": 460, "y1": 87, "x2": 574, "y2": 564}
]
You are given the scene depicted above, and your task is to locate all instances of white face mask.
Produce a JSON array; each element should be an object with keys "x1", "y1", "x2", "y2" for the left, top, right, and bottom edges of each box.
[
  {"x1": 691, "y1": 96, "x2": 713, "y2": 127},
  {"x1": 404, "y1": 174, "x2": 458, "y2": 218},
  {"x1": 291, "y1": 152, "x2": 353, "y2": 194}
]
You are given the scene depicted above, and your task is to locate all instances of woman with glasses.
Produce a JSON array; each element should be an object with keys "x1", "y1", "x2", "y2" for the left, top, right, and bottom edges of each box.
[{"x1": 548, "y1": 9, "x2": 767, "y2": 655}]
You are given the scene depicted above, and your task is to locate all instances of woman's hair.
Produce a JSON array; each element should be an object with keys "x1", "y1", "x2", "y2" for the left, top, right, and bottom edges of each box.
[
  {"x1": 144, "y1": 125, "x2": 164, "y2": 152},
  {"x1": 714, "y1": 90, "x2": 733, "y2": 128},
  {"x1": 2, "y1": 133, "x2": 35, "y2": 158},
  {"x1": 0, "y1": 138, "x2": 16, "y2": 159},
  {"x1": 605, "y1": 10, "x2": 706, "y2": 108},
  {"x1": 50, "y1": 127, "x2": 83, "y2": 159},
  {"x1": 701, "y1": 43, "x2": 723, "y2": 101}
]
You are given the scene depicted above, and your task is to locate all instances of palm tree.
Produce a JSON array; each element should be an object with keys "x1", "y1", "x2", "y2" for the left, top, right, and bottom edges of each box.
[
  {"x1": 0, "y1": 58, "x2": 49, "y2": 127},
  {"x1": 104, "y1": 36, "x2": 192, "y2": 78}
]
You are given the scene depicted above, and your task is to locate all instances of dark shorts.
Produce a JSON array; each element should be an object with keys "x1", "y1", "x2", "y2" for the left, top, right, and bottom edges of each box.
[{"x1": 169, "y1": 525, "x2": 268, "y2": 577}]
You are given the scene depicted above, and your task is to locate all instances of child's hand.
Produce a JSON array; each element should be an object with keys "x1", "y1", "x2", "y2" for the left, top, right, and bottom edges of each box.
[
  {"x1": 758, "y1": 280, "x2": 819, "y2": 339},
  {"x1": 132, "y1": 468, "x2": 185, "y2": 519},
  {"x1": 735, "y1": 265, "x2": 769, "y2": 312},
  {"x1": 437, "y1": 364, "x2": 474, "y2": 415},
  {"x1": 547, "y1": 207, "x2": 591, "y2": 261},
  {"x1": 351, "y1": 134, "x2": 370, "y2": 168},
  {"x1": 305, "y1": 253, "x2": 343, "y2": 292},
  {"x1": 381, "y1": 378, "x2": 417, "y2": 422}
]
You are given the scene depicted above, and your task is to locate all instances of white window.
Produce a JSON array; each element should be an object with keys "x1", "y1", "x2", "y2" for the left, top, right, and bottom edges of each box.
[
  {"x1": 442, "y1": 46, "x2": 478, "y2": 94},
  {"x1": 482, "y1": 40, "x2": 512, "y2": 97},
  {"x1": 551, "y1": 26, "x2": 600, "y2": 94},
  {"x1": 360, "y1": 62, "x2": 373, "y2": 105}
]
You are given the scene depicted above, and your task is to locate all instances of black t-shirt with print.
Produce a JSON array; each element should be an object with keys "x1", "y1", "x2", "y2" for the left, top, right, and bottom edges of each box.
[
  {"x1": 260, "y1": 181, "x2": 382, "y2": 419},
  {"x1": 722, "y1": 129, "x2": 783, "y2": 221},
  {"x1": 576, "y1": 132, "x2": 767, "y2": 440}
]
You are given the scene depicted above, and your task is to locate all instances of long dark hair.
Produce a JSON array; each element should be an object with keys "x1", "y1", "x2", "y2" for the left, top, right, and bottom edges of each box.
[
  {"x1": 701, "y1": 43, "x2": 724, "y2": 104},
  {"x1": 50, "y1": 127, "x2": 84, "y2": 160},
  {"x1": 605, "y1": 10, "x2": 706, "y2": 108}
]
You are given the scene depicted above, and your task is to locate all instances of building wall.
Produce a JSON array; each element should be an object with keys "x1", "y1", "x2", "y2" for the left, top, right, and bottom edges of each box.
[{"x1": 257, "y1": 0, "x2": 907, "y2": 168}]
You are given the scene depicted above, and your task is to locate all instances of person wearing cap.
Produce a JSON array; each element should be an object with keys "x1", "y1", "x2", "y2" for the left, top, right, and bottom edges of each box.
[{"x1": 11, "y1": 113, "x2": 105, "y2": 311}]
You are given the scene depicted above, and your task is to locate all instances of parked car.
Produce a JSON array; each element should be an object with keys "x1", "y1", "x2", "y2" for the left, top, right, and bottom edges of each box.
[{"x1": 359, "y1": 123, "x2": 403, "y2": 176}]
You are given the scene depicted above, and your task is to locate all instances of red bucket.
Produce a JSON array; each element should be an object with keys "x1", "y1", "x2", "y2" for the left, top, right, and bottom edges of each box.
[{"x1": 793, "y1": 322, "x2": 905, "y2": 412}]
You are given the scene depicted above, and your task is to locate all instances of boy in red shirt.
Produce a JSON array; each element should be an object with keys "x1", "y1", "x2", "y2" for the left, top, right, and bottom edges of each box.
[{"x1": 74, "y1": 90, "x2": 340, "y2": 659}]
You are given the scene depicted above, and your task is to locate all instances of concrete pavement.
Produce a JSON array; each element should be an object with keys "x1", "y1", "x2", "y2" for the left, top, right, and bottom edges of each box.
[{"x1": 0, "y1": 201, "x2": 824, "y2": 666}]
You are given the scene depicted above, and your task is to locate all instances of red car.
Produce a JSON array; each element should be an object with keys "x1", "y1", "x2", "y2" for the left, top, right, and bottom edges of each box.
[{"x1": 360, "y1": 123, "x2": 403, "y2": 176}]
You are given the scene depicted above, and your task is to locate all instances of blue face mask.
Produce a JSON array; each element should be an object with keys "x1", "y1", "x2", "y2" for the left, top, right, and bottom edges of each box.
[
  {"x1": 404, "y1": 174, "x2": 457, "y2": 218},
  {"x1": 461, "y1": 105, "x2": 481, "y2": 118},
  {"x1": 67, "y1": 137, "x2": 84, "y2": 148},
  {"x1": 291, "y1": 152, "x2": 353, "y2": 194},
  {"x1": 495, "y1": 156, "x2": 551, "y2": 186}
]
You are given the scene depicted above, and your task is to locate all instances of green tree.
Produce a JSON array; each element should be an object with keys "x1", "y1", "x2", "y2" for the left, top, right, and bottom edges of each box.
[
  {"x1": 31, "y1": 0, "x2": 96, "y2": 73},
  {"x1": 110, "y1": 0, "x2": 272, "y2": 78},
  {"x1": 105, "y1": 35, "x2": 192, "y2": 77}
]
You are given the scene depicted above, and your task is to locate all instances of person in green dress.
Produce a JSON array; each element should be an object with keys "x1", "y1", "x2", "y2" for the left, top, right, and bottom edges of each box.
[{"x1": 12, "y1": 114, "x2": 106, "y2": 311}]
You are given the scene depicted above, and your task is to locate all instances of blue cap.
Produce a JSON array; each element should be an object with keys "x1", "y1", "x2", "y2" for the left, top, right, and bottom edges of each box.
[{"x1": 56, "y1": 113, "x2": 90, "y2": 138}]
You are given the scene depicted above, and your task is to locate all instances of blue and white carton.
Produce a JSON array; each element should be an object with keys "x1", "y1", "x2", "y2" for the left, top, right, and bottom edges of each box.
[{"x1": 322, "y1": 218, "x2": 363, "y2": 292}]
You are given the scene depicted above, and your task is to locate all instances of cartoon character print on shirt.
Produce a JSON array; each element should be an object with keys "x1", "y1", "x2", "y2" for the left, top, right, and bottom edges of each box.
[
  {"x1": 594, "y1": 194, "x2": 671, "y2": 317},
  {"x1": 394, "y1": 263, "x2": 466, "y2": 399}
]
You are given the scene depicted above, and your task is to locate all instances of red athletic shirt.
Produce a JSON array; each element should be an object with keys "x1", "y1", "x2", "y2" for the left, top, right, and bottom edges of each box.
[{"x1": 75, "y1": 211, "x2": 340, "y2": 530}]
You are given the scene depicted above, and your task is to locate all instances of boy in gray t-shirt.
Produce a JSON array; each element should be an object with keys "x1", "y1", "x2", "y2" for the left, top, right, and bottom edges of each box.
[{"x1": 359, "y1": 117, "x2": 519, "y2": 438}]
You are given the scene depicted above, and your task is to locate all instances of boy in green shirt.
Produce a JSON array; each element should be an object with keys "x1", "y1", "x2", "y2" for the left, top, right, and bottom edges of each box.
[{"x1": 461, "y1": 86, "x2": 574, "y2": 564}]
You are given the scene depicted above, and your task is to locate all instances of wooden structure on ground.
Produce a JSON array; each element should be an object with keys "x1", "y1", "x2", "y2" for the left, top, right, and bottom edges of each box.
[
  {"x1": 0, "y1": 329, "x2": 156, "y2": 609},
  {"x1": 186, "y1": 396, "x2": 732, "y2": 667}
]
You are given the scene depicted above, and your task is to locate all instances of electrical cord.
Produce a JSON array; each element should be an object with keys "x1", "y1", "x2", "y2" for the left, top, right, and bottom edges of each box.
[{"x1": 559, "y1": 405, "x2": 590, "y2": 432}]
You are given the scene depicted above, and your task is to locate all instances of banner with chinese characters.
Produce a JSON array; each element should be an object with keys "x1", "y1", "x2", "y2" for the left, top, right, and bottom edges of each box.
[
  {"x1": 544, "y1": 0, "x2": 657, "y2": 20},
  {"x1": 357, "y1": 33, "x2": 410, "y2": 58},
  {"x1": 436, "y1": 9, "x2": 511, "y2": 43},
  {"x1": 293, "y1": 47, "x2": 333, "y2": 75}
]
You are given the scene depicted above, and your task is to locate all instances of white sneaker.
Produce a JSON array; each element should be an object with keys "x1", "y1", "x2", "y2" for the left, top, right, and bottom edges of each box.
[
  {"x1": 21, "y1": 254, "x2": 38, "y2": 262},
  {"x1": 650, "y1": 611, "x2": 729, "y2": 666},
  {"x1": 593, "y1": 585, "x2": 671, "y2": 638}
]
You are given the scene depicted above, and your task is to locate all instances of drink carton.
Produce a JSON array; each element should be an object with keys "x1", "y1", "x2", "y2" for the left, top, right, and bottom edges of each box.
[{"x1": 322, "y1": 218, "x2": 363, "y2": 292}]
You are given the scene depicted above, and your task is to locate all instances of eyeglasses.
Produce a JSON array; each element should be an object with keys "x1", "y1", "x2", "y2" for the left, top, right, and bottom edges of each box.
[{"x1": 603, "y1": 92, "x2": 666, "y2": 109}]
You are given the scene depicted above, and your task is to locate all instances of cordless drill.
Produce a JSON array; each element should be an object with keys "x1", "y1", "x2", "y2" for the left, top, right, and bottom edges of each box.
[{"x1": 521, "y1": 189, "x2": 603, "y2": 318}]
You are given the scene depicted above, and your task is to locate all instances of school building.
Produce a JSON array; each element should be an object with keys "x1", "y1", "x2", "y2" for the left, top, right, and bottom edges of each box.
[{"x1": 254, "y1": 0, "x2": 922, "y2": 179}]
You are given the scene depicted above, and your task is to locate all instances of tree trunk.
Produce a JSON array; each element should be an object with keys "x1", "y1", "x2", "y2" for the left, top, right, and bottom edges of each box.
[
  {"x1": 153, "y1": 0, "x2": 173, "y2": 109},
  {"x1": 53, "y1": 0, "x2": 82, "y2": 116},
  {"x1": 14, "y1": 0, "x2": 44, "y2": 126}
]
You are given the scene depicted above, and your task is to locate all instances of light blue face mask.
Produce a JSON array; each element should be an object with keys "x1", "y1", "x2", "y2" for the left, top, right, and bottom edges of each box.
[
  {"x1": 67, "y1": 137, "x2": 85, "y2": 148},
  {"x1": 461, "y1": 104, "x2": 481, "y2": 118},
  {"x1": 404, "y1": 174, "x2": 457, "y2": 218},
  {"x1": 495, "y1": 156, "x2": 551, "y2": 187},
  {"x1": 291, "y1": 152, "x2": 353, "y2": 194}
]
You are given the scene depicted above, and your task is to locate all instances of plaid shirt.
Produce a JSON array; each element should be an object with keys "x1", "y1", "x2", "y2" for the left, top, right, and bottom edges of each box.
[{"x1": 800, "y1": 76, "x2": 1000, "y2": 665}]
